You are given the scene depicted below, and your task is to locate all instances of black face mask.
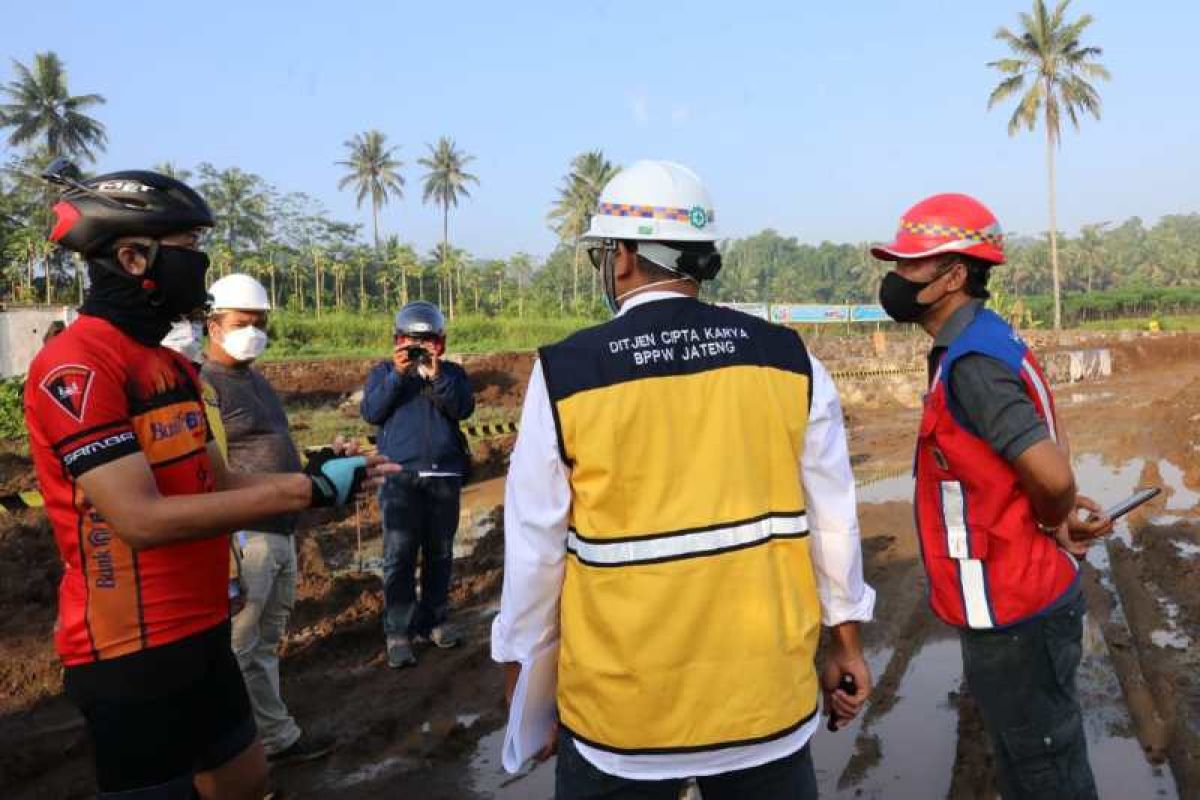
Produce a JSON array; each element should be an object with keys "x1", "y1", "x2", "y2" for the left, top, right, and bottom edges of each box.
[
  {"x1": 879, "y1": 269, "x2": 949, "y2": 323},
  {"x1": 81, "y1": 244, "x2": 211, "y2": 346},
  {"x1": 146, "y1": 245, "x2": 211, "y2": 319}
]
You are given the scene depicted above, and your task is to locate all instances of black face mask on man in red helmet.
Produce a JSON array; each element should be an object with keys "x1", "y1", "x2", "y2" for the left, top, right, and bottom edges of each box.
[{"x1": 878, "y1": 264, "x2": 955, "y2": 324}]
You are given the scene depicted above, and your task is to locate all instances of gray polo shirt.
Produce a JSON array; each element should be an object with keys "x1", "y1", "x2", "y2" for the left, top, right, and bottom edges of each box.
[
  {"x1": 930, "y1": 301, "x2": 1050, "y2": 463},
  {"x1": 201, "y1": 360, "x2": 303, "y2": 536}
]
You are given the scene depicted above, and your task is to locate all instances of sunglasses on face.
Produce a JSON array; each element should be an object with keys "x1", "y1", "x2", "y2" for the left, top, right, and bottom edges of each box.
[{"x1": 585, "y1": 239, "x2": 618, "y2": 270}]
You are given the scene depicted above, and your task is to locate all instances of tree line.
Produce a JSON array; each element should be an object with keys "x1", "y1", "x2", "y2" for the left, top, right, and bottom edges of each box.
[{"x1": 1, "y1": 26, "x2": 1189, "y2": 326}]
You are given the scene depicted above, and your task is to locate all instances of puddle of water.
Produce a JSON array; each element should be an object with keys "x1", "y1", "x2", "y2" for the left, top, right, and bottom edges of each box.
[
  {"x1": 1073, "y1": 454, "x2": 1150, "y2": 549},
  {"x1": 1158, "y1": 461, "x2": 1200, "y2": 511},
  {"x1": 1150, "y1": 629, "x2": 1192, "y2": 650},
  {"x1": 1172, "y1": 539, "x2": 1200, "y2": 559},
  {"x1": 467, "y1": 728, "x2": 556, "y2": 800},
  {"x1": 1077, "y1": 615, "x2": 1180, "y2": 799},
  {"x1": 1067, "y1": 390, "x2": 1116, "y2": 405},
  {"x1": 810, "y1": 644, "x2": 895, "y2": 794},
  {"x1": 322, "y1": 754, "x2": 421, "y2": 790},
  {"x1": 856, "y1": 474, "x2": 914, "y2": 505},
  {"x1": 1073, "y1": 453, "x2": 1145, "y2": 506},
  {"x1": 831, "y1": 637, "x2": 960, "y2": 799}
]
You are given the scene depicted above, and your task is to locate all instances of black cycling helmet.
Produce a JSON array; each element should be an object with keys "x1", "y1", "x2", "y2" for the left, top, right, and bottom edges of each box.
[
  {"x1": 43, "y1": 158, "x2": 214, "y2": 256},
  {"x1": 394, "y1": 301, "x2": 446, "y2": 337}
]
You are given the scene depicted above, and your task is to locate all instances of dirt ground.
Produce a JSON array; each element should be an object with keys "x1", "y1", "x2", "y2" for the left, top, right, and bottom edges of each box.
[{"x1": 2, "y1": 332, "x2": 1198, "y2": 798}]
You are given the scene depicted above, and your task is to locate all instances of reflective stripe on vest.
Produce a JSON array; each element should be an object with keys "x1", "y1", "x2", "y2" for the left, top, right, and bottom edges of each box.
[{"x1": 567, "y1": 511, "x2": 808, "y2": 567}]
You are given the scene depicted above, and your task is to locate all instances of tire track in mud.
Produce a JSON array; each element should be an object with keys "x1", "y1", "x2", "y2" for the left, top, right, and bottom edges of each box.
[{"x1": 1106, "y1": 533, "x2": 1200, "y2": 796}]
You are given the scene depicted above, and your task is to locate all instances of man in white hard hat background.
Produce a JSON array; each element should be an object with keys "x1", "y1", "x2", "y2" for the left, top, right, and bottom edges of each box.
[
  {"x1": 202, "y1": 273, "x2": 335, "y2": 765},
  {"x1": 493, "y1": 160, "x2": 875, "y2": 798}
]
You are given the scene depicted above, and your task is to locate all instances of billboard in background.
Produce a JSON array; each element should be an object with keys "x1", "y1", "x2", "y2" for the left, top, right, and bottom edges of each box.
[
  {"x1": 718, "y1": 302, "x2": 770, "y2": 320},
  {"x1": 850, "y1": 305, "x2": 890, "y2": 323},
  {"x1": 716, "y1": 303, "x2": 892, "y2": 324},
  {"x1": 770, "y1": 305, "x2": 850, "y2": 324}
]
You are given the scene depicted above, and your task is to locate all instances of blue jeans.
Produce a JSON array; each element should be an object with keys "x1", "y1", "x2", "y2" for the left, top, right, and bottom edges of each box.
[
  {"x1": 555, "y1": 730, "x2": 818, "y2": 800},
  {"x1": 380, "y1": 474, "x2": 462, "y2": 638},
  {"x1": 959, "y1": 587, "x2": 1097, "y2": 800}
]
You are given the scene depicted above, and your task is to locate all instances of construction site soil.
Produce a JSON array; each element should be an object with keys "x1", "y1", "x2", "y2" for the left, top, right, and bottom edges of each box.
[{"x1": 2, "y1": 334, "x2": 1198, "y2": 798}]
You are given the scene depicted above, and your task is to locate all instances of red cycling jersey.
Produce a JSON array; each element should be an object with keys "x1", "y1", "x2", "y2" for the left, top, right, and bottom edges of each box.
[{"x1": 25, "y1": 314, "x2": 228, "y2": 666}]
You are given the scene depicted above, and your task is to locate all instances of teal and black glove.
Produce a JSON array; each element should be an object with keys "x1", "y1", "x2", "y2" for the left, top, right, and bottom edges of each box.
[{"x1": 304, "y1": 448, "x2": 368, "y2": 508}]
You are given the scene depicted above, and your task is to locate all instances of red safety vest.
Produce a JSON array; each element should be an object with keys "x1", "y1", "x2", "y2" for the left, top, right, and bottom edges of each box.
[{"x1": 915, "y1": 308, "x2": 1078, "y2": 629}]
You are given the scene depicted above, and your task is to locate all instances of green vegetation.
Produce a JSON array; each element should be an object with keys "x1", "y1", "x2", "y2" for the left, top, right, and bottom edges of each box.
[
  {"x1": 285, "y1": 405, "x2": 373, "y2": 451},
  {"x1": 264, "y1": 310, "x2": 595, "y2": 358},
  {"x1": 1078, "y1": 316, "x2": 1200, "y2": 332},
  {"x1": 0, "y1": 378, "x2": 24, "y2": 440}
]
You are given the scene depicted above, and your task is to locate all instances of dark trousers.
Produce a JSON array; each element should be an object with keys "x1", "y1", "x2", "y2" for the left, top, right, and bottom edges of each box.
[
  {"x1": 959, "y1": 588, "x2": 1098, "y2": 800},
  {"x1": 380, "y1": 474, "x2": 461, "y2": 638},
  {"x1": 555, "y1": 729, "x2": 818, "y2": 800}
]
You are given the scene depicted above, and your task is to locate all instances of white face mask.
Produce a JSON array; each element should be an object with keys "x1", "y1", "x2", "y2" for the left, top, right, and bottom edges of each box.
[
  {"x1": 161, "y1": 320, "x2": 204, "y2": 363},
  {"x1": 219, "y1": 325, "x2": 269, "y2": 362}
]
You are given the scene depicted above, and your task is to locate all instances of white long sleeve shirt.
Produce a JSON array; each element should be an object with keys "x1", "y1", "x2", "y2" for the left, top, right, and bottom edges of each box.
[{"x1": 491, "y1": 291, "x2": 875, "y2": 780}]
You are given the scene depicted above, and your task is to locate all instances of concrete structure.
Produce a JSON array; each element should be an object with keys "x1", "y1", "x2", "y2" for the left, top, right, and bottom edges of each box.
[{"x1": 0, "y1": 306, "x2": 77, "y2": 378}]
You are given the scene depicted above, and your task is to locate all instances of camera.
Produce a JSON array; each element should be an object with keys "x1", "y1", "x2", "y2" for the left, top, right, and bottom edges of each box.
[{"x1": 405, "y1": 345, "x2": 431, "y2": 364}]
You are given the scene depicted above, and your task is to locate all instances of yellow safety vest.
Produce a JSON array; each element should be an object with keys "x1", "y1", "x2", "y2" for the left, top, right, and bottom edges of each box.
[
  {"x1": 201, "y1": 379, "x2": 227, "y2": 457},
  {"x1": 539, "y1": 297, "x2": 821, "y2": 754}
]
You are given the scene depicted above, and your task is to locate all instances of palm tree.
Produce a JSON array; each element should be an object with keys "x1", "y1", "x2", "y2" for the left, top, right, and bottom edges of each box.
[
  {"x1": 153, "y1": 161, "x2": 193, "y2": 182},
  {"x1": 311, "y1": 246, "x2": 326, "y2": 318},
  {"x1": 548, "y1": 150, "x2": 619, "y2": 308},
  {"x1": 197, "y1": 164, "x2": 269, "y2": 253},
  {"x1": 419, "y1": 137, "x2": 478, "y2": 319},
  {"x1": 0, "y1": 52, "x2": 106, "y2": 161},
  {"x1": 1075, "y1": 221, "x2": 1109, "y2": 293},
  {"x1": 336, "y1": 130, "x2": 405, "y2": 253},
  {"x1": 987, "y1": 0, "x2": 1110, "y2": 329}
]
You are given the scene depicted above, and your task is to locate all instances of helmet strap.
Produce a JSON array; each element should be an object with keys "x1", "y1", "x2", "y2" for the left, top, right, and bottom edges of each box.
[{"x1": 601, "y1": 247, "x2": 620, "y2": 315}]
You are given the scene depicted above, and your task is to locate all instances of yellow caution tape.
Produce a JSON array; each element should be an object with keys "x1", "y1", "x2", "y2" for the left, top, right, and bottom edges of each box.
[
  {"x1": 463, "y1": 421, "x2": 519, "y2": 438},
  {"x1": 830, "y1": 366, "x2": 924, "y2": 380},
  {"x1": 0, "y1": 490, "x2": 45, "y2": 513}
]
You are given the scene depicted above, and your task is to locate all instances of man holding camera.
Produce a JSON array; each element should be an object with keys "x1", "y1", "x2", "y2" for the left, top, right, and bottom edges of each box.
[{"x1": 362, "y1": 301, "x2": 475, "y2": 668}]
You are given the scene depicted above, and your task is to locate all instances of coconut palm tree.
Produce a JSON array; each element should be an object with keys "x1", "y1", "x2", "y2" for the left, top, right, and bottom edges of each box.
[
  {"x1": 0, "y1": 52, "x2": 106, "y2": 162},
  {"x1": 197, "y1": 164, "x2": 269, "y2": 253},
  {"x1": 548, "y1": 150, "x2": 619, "y2": 308},
  {"x1": 153, "y1": 161, "x2": 193, "y2": 182},
  {"x1": 987, "y1": 0, "x2": 1110, "y2": 329},
  {"x1": 419, "y1": 137, "x2": 478, "y2": 318},
  {"x1": 336, "y1": 130, "x2": 405, "y2": 252}
]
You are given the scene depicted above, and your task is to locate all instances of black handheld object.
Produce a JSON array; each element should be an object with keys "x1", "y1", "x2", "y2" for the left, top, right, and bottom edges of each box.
[
  {"x1": 827, "y1": 673, "x2": 859, "y2": 732},
  {"x1": 404, "y1": 345, "x2": 431, "y2": 364},
  {"x1": 1104, "y1": 487, "x2": 1161, "y2": 521}
]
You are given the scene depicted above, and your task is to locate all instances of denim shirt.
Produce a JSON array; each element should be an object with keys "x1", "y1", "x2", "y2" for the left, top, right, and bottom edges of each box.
[{"x1": 360, "y1": 360, "x2": 474, "y2": 474}]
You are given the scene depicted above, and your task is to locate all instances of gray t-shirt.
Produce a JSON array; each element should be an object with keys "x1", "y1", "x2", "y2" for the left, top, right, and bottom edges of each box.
[
  {"x1": 932, "y1": 301, "x2": 1050, "y2": 463},
  {"x1": 201, "y1": 359, "x2": 303, "y2": 535}
]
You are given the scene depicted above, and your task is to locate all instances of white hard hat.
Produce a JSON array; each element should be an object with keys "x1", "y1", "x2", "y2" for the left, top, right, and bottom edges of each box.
[
  {"x1": 583, "y1": 160, "x2": 718, "y2": 243},
  {"x1": 209, "y1": 273, "x2": 271, "y2": 311}
]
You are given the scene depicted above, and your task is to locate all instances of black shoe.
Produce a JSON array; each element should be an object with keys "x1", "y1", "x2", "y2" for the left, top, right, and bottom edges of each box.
[{"x1": 268, "y1": 732, "x2": 335, "y2": 765}]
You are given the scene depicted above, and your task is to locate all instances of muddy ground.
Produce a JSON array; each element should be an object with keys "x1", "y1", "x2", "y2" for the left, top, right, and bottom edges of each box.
[{"x1": 2, "y1": 336, "x2": 1198, "y2": 798}]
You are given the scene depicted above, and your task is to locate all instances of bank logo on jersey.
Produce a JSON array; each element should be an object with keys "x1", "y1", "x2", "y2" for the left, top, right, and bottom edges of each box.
[{"x1": 40, "y1": 364, "x2": 95, "y2": 422}]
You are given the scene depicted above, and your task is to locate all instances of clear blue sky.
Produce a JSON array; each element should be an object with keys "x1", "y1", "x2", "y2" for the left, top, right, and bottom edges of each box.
[{"x1": 2, "y1": 0, "x2": 1196, "y2": 259}]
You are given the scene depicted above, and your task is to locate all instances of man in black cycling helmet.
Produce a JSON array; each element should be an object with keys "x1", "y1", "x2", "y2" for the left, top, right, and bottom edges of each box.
[{"x1": 27, "y1": 160, "x2": 398, "y2": 799}]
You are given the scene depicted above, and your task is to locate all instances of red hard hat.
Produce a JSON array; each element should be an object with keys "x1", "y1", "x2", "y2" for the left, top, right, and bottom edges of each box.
[{"x1": 870, "y1": 193, "x2": 1005, "y2": 265}]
